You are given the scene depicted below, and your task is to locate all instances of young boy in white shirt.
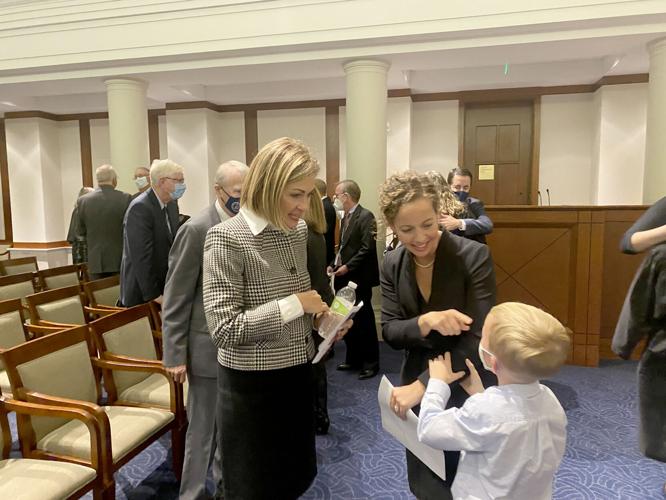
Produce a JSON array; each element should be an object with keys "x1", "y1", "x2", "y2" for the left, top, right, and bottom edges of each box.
[{"x1": 417, "y1": 302, "x2": 571, "y2": 500}]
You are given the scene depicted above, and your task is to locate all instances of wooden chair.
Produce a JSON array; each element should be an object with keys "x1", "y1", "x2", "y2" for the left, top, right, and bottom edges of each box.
[
  {"x1": 25, "y1": 285, "x2": 117, "y2": 329},
  {"x1": 36, "y1": 264, "x2": 88, "y2": 291},
  {"x1": 0, "y1": 325, "x2": 183, "y2": 497},
  {"x1": 0, "y1": 394, "x2": 99, "y2": 499},
  {"x1": 0, "y1": 272, "x2": 38, "y2": 311},
  {"x1": 0, "y1": 257, "x2": 38, "y2": 276},
  {"x1": 83, "y1": 275, "x2": 122, "y2": 310},
  {"x1": 0, "y1": 299, "x2": 65, "y2": 395}
]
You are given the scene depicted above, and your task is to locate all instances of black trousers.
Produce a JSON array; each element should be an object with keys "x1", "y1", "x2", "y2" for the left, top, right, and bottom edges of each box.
[{"x1": 342, "y1": 287, "x2": 379, "y2": 370}]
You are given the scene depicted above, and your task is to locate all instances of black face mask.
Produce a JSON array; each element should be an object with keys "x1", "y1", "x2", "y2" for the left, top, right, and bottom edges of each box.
[
  {"x1": 454, "y1": 191, "x2": 470, "y2": 203},
  {"x1": 222, "y1": 188, "x2": 240, "y2": 214}
]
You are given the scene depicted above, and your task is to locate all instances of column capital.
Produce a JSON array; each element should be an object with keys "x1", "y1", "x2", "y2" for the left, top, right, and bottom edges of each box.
[
  {"x1": 343, "y1": 59, "x2": 390, "y2": 75},
  {"x1": 648, "y1": 36, "x2": 666, "y2": 56},
  {"x1": 104, "y1": 77, "x2": 147, "y2": 91}
]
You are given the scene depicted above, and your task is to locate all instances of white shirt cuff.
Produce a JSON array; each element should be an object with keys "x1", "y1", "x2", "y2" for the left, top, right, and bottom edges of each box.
[
  {"x1": 278, "y1": 294, "x2": 305, "y2": 323},
  {"x1": 459, "y1": 219, "x2": 467, "y2": 231}
]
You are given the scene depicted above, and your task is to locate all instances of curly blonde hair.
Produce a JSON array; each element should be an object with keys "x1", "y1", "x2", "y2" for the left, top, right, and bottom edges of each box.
[
  {"x1": 426, "y1": 170, "x2": 467, "y2": 218},
  {"x1": 379, "y1": 171, "x2": 441, "y2": 226}
]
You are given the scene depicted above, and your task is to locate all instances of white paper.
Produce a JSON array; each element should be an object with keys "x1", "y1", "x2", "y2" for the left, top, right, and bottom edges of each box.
[
  {"x1": 377, "y1": 375, "x2": 446, "y2": 480},
  {"x1": 311, "y1": 301, "x2": 363, "y2": 364}
]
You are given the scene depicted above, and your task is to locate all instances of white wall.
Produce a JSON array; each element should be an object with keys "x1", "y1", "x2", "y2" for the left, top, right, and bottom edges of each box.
[
  {"x1": 158, "y1": 114, "x2": 168, "y2": 160},
  {"x1": 539, "y1": 93, "x2": 595, "y2": 205},
  {"x1": 593, "y1": 83, "x2": 648, "y2": 205},
  {"x1": 216, "y1": 111, "x2": 246, "y2": 167},
  {"x1": 39, "y1": 119, "x2": 66, "y2": 240},
  {"x1": 257, "y1": 108, "x2": 326, "y2": 178},
  {"x1": 58, "y1": 120, "x2": 83, "y2": 237},
  {"x1": 386, "y1": 97, "x2": 412, "y2": 176},
  {"x1": 410, "y1": 100, "x2": 459, "y2": 174},
  {"x1": 89, "y1": 118, "x2": 111, "y2": 176}
]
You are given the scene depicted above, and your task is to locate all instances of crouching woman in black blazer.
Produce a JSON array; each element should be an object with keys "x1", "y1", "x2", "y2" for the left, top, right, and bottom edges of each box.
[
  {"x1": 203, "y1": 138, "x2": 332, "y2": 500},
  {"x1": 379, "y1": 171, "x2": 497, "y2": 500}
]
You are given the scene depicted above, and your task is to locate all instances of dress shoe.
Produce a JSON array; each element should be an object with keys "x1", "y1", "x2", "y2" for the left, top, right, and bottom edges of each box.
[
  {"x1": 358, "y1": 367, "x2": 379, "y2": 380},
  {"x1": 336, "y1": 363, "x2": 357, "y2": 371}
]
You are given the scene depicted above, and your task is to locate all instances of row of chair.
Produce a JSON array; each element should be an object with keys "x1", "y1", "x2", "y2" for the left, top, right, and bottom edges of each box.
[{"x1": 0, "y1": 295, "x2": 186, "y2": 498}]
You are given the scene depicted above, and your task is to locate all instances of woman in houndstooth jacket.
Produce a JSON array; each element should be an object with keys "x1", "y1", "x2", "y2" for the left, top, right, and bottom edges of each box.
[{"x1": 203, "y1": 137, "x2": 331, "y2": 500}]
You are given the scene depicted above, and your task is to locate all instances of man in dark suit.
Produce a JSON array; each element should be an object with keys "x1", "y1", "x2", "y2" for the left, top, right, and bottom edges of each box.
[
  {"x1": 162, "y1": 160, "x2": 248, "y2": 500},
  {"x1": 314, "y1": 178, "x2": 337, "y2": 265},
  {"x1": 77, "y1": 165, "x2": 131, "y2": 280},
  {"x1": 442, "y1": 167, "x2": 493, "y2": 244},
  {"x1": 119, "y1": 159, "x2": 184, "y2": 307},
  {"x1": 327, "y1": 179, "x2": 380, "y2": 379}
]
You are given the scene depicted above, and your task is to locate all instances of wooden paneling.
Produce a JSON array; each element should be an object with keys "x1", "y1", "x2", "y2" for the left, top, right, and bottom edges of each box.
[
  {"x1": 244, "y1": 110, "x2": 258, "y2": 165},
  {"x1": 12, "y1": 241, "x2": 69, "y2": 249},
  {"x1": 485, "y1": 205, "x2": 648, "y2": 366},
  {"x1": 148, "y1": 110, "x2": 160, "y2": 162},
  {"x1": 78, "y1": 119, "x2": 93, "y2": 187},
  {"x1": 325, "y1": 106, "x2": 339, "y2": 197},
  {"x1": 0, "y1": 119, "x2": 12, "y2": 243}
]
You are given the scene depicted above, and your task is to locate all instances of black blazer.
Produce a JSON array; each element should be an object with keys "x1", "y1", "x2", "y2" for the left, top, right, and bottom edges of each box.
[
  {"x1": 306, "y1": 226, "x2": 335, "y2": 306},
  {"x1": 119, "y1": 189, "x2": 179, "y2": 306},
  {"x1": 77, "y1": 186, "x2": 132, "y2": 274},
  {"x1": 333, "y1": 204, "x2": 379, "y2": 290},
  {"x1": 322, "y1": 196, "x2": 337, "y2": 266},
  {"x1": 381, "y1": 232, "x2": 496, "y2": 386}
]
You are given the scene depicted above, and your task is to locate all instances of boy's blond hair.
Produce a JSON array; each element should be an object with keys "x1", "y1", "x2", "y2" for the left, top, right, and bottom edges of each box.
[{"x1": 487, "y1": 302, "x2": 571, "y2": 379}]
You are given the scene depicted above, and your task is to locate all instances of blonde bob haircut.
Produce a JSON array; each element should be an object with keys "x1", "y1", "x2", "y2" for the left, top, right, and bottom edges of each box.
[
  {"x1": 487, "y1": 302, "x2": 571, "y2": 380},
  {"x1": 241, "y1": 137, "x2": 320, "y2": 232},
  {"x1": 303, "y1": 184, "x2": 327, "y2": 235}
]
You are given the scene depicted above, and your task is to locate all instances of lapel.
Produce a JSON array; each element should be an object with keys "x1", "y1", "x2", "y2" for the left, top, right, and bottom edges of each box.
[
  {"x1": 147, "y1": 189, "x2": 177, "y2": 243},
  {"x1": 397, "y1": 246, "x2": 420, "y2": 319},
  {"x1": 340, "y1": 205, "x2": 361, "y2": 249}
]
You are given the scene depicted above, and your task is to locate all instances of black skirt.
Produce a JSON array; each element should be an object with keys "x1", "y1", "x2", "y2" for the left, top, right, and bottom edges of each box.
[{"x1": 217, "y1": 362, "x2": 317, "y2": 500}]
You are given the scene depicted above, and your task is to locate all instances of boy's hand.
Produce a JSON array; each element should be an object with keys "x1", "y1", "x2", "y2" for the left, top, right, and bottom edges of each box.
[
  {"x1": 428, "y1": 353, "x2": 466, "y2": 385},
  {"x1": 460, "y1": 359, "x2": 485, "y2": 396}
]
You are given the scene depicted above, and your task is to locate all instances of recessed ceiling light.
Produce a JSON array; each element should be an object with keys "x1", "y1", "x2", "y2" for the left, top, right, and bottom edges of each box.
[
  {"x1": 181, "y1": 90, "x2": 193, "y2": 96},
  {"x1": 0, "y1": 101, "x2": 17, "y2": 106}
]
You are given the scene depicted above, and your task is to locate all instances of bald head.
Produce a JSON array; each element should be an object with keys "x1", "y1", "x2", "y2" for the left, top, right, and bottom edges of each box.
[{"x1": 96, "y1": 164, "x2": 117, "y2": 187}]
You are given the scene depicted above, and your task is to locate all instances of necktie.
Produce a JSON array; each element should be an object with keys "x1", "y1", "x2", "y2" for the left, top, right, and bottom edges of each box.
[{"x1": 164, "y1": 207, "x2": 173, "y2": 239}]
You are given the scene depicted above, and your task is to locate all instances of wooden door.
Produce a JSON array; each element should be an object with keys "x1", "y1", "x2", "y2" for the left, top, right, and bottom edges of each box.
[{"x1": 463, "y1": 102, "x2": 534, "y2": 205}]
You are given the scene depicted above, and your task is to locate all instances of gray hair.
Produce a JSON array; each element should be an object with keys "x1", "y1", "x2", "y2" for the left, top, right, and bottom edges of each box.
[
  {"x1": 337, "y1": 179, "x2": 361, "y2": 202},
  {"x1": 134, "y1": 166, "x2": 150, "y2": 178},
  {"x1": 214, "y1": 160, "x2": 249, "y2": 187},
  {"x1": 150, "y1": 159, "x2": 184, "y2": 185},
  {"x1": 96, "y1": 164, "x2": 117, "y2": 185},
  {"x1": 78, "y1": 186, "x2": 94, "y2": 198}
]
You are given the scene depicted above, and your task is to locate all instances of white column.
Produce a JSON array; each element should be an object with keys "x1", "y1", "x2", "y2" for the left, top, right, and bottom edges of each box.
[
  {"x1": 343, "y1": 59, "x2": 389, "y2": 218},
  {"x1": 643, "y1": 37, "x2": 666, "y2": 204},
  {"x1": 105, "y1": 78, "x2": 150, "y2": 193}
]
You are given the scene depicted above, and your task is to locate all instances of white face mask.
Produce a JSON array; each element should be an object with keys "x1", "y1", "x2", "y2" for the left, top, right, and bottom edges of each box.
[
  {"x1": 135, "y1": 176, "x2": 149, "y2": 190},
  {"x1": 478, "y1": 342, "x2": 495, "y2": 372},
  {"x1": 333, "y1": 197, "x2": 344, "y2": 211}
]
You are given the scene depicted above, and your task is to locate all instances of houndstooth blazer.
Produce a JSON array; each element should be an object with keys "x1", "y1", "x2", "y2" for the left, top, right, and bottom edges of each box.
[{"x1": 202, "y1": 209, "x2": 315, "y2": 371}]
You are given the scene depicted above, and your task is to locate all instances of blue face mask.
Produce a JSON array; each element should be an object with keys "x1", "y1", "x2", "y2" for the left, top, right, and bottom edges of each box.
[
  {"x1": 454, "y1": 191, "x2": 469, "y2": 203},
  {"x1": 222, "y1": 187, "x2": 241, "y2": 214},
  {"x1": 170, "y1": 182, "x2": 187, "y2": 201}
]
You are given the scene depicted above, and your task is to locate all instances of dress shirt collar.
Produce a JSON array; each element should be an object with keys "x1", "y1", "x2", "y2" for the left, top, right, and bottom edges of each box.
[
  {"x1": 214, "y1": 200, "x2": 231, "y2": 224},
  {"x1": 240, "y1": 206, "x2": 269, "y2": 236},
  {"x1": 499, "y1": 381, "x2": 541, "y2": 398},
  {"x1": 346, "y1": 202, "x2": 359, "y2": 217},
  {"x1": 152, "y1": 187, "x2": 167, "y2": 210}
]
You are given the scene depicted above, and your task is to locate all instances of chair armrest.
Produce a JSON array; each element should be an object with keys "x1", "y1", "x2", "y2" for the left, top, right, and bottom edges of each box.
[
  {"x1": 21, "y1": 390, "x2": 107, "y2": 423},
  {"x1": 102, "y1": 353, "x2": 162, "y2": 366},
  {"x1": 84, "y1": 306, "x2": 120, "y2": 318},
  {"x1": 37, "y1": 320, "x2": 79, "y2": 328},
  {"x1": 92, "y1": 359, "x2": 185, "y2": 415},
  {"x1": 25, "y1": 323, "x2": 67, "y2": 337}
]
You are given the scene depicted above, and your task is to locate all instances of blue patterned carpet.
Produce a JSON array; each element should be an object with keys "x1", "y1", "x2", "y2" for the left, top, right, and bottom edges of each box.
[{"x1": 11, "y1": 343, "x2": 665, "y2": 499}]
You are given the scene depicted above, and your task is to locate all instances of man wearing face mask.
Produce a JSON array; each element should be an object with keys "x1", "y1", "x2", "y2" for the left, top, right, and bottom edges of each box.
[
  {"x1": 162, "y1": 160, "x2": 248, "y2": 500},
  {"x1": 442, "y1": 167, "x2": 493, "y2": 244},
  {"x1": 131, "y1": 166, "x2": 151, "y2": 200},
  {"x1": 119, "y1": 159, "x2": 185, "y2": 307}
]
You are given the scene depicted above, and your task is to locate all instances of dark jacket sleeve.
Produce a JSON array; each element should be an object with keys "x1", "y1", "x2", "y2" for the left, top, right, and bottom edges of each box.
[
  {"x1": 621, "y1": 197, "x2": 666, "y2": 254},
  {"x1": 464, "y1": 243, "x2": 497, "y2": 336},
  {"x1": 307, "y1": 229, "x2": 335, "y2": 305},
  {"x1": 462, "y1": 199, "x2": 493, "y2": 237},
  {"x1": 345, "y1": 210, "x2": 377, "y2": 273},
  {"x1": 125, "y1": 201, "x2": 161, "y2": 301},
  {"x1": 67, "y1": 206, "x2": 80, "y2": 244}
]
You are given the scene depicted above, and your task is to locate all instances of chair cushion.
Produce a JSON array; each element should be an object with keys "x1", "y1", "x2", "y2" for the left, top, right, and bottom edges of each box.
[
  {"x1": 0, "y1": 281, "x2": 34, "y2": 304},
  {"x1": 104, "y1": 317, "x2": 157, "y2": 392},
  {"x1": 0, "y1": 458, "x2": 95, "y2": 500},
  {"x1": 0, "y1": 310, "x2": 26, "y2": 370},
  {"x1": 92, "y1": 285, "x2": 120, "y2": 307},
  {"x1": 43, "y1": 273, "x2": 79, "y2": 290},
  {"x1": 35, "y1": 296, "x2": 85, "y2": 325},
  {"x1": 37, "y1": 405, "x2": 173, "y2": 463},
  {"x1": 118, "y1": 374, "x2": 188, "y2": 408},
  {"x1": 5, "y1": 264, "x2": 37, "y2": 275},
  {"x1": 0, "y1": 370, "x2": 10, "y2": 396}
]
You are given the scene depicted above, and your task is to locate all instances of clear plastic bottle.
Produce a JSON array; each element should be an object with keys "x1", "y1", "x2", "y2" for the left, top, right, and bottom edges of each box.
[{"x1": 318, "y1": 281, "x2": 357, "y2": 339}]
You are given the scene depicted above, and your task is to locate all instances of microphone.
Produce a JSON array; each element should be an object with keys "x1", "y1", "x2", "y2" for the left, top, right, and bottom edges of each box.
[
  {"x1": 537, "y1": 191, "x2": 542, "y2": 206},
  {"x1": 546, "y1": 189, "x2": 551, "y2": 206}
]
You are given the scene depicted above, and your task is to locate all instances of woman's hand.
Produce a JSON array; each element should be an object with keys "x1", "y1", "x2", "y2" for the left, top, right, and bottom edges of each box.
[
  {"x1": 390, "y1": 380, "x2": 426, "y2": 420},
  {"x1": 460, "y1": 358, "x2": 485, "y2": 396},
  {"x1": 439, "y1": 214, "x2": 462, "y2": 232},
  {"x1": 418, "y1": 309, "x2": 472, "y2": 337},
  {"x1": 296, "y1": 291, "x2": 329, "y2": 314},
  {"x1": 429, "y1": 353, "x2": 465, "y2": 385}
]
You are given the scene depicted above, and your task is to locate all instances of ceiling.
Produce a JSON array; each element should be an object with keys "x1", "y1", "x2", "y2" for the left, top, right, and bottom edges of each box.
[{"x1": 0, "y1": 13, "x2": 662, "y2": 115}]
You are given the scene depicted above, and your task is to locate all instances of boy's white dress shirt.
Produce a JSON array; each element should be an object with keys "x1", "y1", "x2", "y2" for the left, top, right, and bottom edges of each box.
[{"x1": 417, "y1": 379, "x2": 567, "y2": 500}]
